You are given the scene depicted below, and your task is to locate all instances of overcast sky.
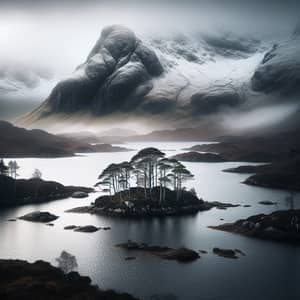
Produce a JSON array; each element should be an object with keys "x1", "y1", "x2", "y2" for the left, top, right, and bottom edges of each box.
[
  {"x1": 1, "y1": 0, "x2": 299, "y2": 127},
  {"x1": 1, "y1": 0, "x2": 299, "y2": 77}
]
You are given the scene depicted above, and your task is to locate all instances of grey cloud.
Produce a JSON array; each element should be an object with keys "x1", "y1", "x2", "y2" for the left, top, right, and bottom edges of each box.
[{"x1": 0, "y1": 64, "x2": 54, "y2": 90}]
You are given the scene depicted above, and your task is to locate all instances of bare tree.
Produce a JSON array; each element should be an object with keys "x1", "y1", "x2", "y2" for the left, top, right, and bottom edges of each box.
[
  {"x1": 8, "y1": 161, "x2": 20, "y2": 179},
  {"x1": 0, "y1": 159, "x2": 9, "y2": 176},
  {"x1": 32, "y1": 168, "x2": 42, "y2": 200},
  {"x1": 32, "y1": 168, "x2": 42, "y2": 179}
]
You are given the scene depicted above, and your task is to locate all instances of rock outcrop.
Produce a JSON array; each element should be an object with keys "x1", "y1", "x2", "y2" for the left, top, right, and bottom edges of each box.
[
  {"x1": 212, "y1": 247, "x2": 245, "y2": 259},
  {"x1": 252, "y1": 32, "x2": 300, "y2": 96},
  {"x1": 209, "y1": 209, "x2": 300, "y2": 243},
  {"x1": 116, "y1": 241, "x2": 200, "y2": 263},
  {"x1": 71, "y1": 191, "x2": 89, "y2": 198},
  {"x1": 43, "y1": 25, "x2": 163, "y2": 116},
  {"x1": 19, "y1": 211, "x2": 59, "y2": 223}
]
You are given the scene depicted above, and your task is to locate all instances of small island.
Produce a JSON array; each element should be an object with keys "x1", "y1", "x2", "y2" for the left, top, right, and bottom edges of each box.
[
  {"x1": 116, "y1": 240, "x2": 200, "y2": 262},
  {"x1": 67, "y1": 147, "x2": 216, "y2": 217},
  {"x1": 19, "y1": 211, "x2": 59, "y2": 223},
  {"x1": 171, "y1": 151, "x2": 227, "y2": 163},
  {"x1": 209, "y1": 209, "x2": 300, "y2": 243}
]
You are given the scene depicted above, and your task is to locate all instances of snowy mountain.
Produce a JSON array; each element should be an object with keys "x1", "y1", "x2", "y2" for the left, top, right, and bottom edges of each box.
[{"x1": 16, "y1": 24, "x2": 300, "y2": 132}]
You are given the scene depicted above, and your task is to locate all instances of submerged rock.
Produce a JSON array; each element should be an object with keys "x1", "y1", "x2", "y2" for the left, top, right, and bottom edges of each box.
[
  {"x1": 258, "y1": 201, "x2": 277, "y2": 205},
  {"x1": 71, "y1": 191, "x2": 89, "y2": 198},
  {"x1": 125, "y1": 256, "x2": 136, "y2": 261},
  {"x1": 212, "y1": 247, "x2": 241, "y2": 259},
  {"x1": 19, "y1": 211, "x2": 59, "y2": 223},
  {"x1": 64, "y1": 225, "x2": 78, "y2": 230},
  {"x1": 208, "y1": 201, "x2": 240, "y2": 210},
  {"x1": 101, "y1": 226, "x2": 111, "y2": 230},
  {"x1": 74, "y1": 225, "x2": 99, "y2": 233}
]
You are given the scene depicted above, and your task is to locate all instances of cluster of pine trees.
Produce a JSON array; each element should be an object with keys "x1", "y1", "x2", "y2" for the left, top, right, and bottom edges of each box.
[
  {"x1": 0, "y1": 159, "x2": 19, "y2": 178},
  {"x1": 96, "y1": 147, "x2": 194, "y2": 203}
]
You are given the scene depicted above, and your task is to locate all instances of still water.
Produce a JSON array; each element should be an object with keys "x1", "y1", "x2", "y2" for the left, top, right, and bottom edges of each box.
[{"x1": 0, "y1": 142, "x2": 299, "y2": 300}]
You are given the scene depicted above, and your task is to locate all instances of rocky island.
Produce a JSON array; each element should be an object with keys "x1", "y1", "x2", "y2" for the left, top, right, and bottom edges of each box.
[
  {"x1": 0, "y1": 259, "x2": 138, "y2": 300},
  {"x1": 67, "y1": 186, "x2": 213, "y2": 217},
  {"x1": 116, "y1": 240, "x2": 200, "y2": 262},
  {"x1": 212, "y1": 247, "x2": 245, "y2": 259},
  {"x1": 19, "y1": 211, "x2": 59, "y2": 223},
  {"x1": 66, "y1": 147, "x2": 240, "y2": 217},
  {"x1": 209, "y1": 209, "x2": 300, "y2": 243}
]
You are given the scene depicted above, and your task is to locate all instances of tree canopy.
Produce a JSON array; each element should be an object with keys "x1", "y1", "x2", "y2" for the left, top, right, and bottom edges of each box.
[{"x1": 96, "y1": 147, "x2": 194, "y2": 203}]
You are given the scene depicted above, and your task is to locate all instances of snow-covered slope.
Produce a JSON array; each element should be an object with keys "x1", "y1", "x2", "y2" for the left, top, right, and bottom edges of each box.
[
  {"x1": 144, "y1": 32, "x2": 264, "y2": 111},
  {"x1": 17, "y1": 24, "x2": 270, "y2": 132},
  {"x1": 17, "y1": 23, "x2": 300, "y2": 133}
]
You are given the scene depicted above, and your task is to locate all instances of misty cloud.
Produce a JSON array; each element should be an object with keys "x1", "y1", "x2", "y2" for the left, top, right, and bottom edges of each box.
[
  {"x1": 222, "y1": 103, "x2": 300, "y2": 132},
  {"x1": 0, "y1": 63, "x2": 53, "y2": 90}
]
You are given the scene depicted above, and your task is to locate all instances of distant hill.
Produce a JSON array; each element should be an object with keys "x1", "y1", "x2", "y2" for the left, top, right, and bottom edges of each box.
[
  {"x1": 125, "y1": 126, "x2": 222, "y2": 142},
  {"x1": 0, "y1": 121, "x2": 130, "y2": 157}
]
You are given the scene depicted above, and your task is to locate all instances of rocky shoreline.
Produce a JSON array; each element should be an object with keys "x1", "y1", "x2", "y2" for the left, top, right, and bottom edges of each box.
[
  {"x1": 171, "y1": 152, "x2": 227, "y2": 163},
  {"x1": 66, "y1": 188, "x2": 240, "y2": 218},
  {"x1": 66, "y1": 203, "x2": 213, "y2": 218},
  {"x1": 209, "y1": 209, "x2": 300, "y2": 243},
  {"x1": 0, "y1": 175, "x2": 94, "y2": 208},
  {"x1": 0, "y1": 259, "x2": 138, "y2": 300}
]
